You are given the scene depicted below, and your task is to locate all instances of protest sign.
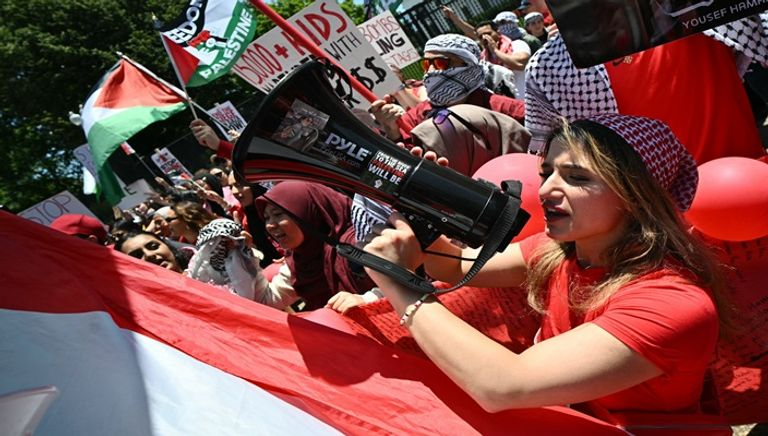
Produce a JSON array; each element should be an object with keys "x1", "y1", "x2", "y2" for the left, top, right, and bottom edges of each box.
[
  {"x1": 358, "y1": 11, "x2": 420, "y2": 70},
  {"x1": 232, "y1": 0, "x2": 400, "y2": 109},
  {"x1": 116, "y1": 179, "x2": 156, "y2": 211},
  {"x1": 19, "y1": 191, "x2": 100, "y2": 226},
  {"x1": 208, "y1": 101, "x2": 248, "y2": 140},
  {"x1": 550, "y1": 0, "x2": 768, "y2": 67},
  {"x1": 73, "y1": 144, "x2": 99, "y2": 178},
  {"x1": 151, "y1": 147, "x2": 193, "y2": 184}
]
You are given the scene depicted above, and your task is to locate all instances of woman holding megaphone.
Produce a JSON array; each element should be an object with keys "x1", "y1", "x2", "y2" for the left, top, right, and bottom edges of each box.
[{"x1": 363, "y1": 114, "x2": 731, "y2": 420}]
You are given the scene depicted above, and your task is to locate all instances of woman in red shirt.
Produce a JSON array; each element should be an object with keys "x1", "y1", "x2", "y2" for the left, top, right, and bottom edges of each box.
[{"x1": 362, "y1": 114, "x2": 729, "y2": 418}]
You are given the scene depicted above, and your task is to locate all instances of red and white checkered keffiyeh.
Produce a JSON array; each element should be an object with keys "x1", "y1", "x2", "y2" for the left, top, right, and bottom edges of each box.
[{"x1": 586, "y1": 113, "x2": 698, "y2": 211}]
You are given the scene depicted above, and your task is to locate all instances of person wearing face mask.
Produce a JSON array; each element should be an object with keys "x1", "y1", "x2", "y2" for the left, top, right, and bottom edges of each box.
[{"x1": 369, "y1": 34, "x2": 525, "y2": 145}]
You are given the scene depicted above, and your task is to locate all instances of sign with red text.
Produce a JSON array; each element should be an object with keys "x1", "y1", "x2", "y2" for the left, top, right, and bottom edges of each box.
[
  {"x1": 232, "y1": 0, "x2": 400, "y2": 109},
  {"x1": 151, "y1": 147, "x2": 193, "y2": 184},
  {"x1": 358, "y1": 11, "x2": 419, "y2": 70},
  {"x1": 19, "y1": 191, "x2": 100, "y2": 226},
  {"x1": 207, "y1": 101, "x2": 247, "y2": 140}
]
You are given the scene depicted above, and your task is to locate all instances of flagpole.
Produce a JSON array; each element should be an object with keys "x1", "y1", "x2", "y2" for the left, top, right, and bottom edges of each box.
[{"x1": 153, "y1": 14, "x2": 199, "y2": 120}]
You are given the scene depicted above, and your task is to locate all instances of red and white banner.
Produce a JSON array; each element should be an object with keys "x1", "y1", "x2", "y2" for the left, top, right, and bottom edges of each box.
[{"x1": 0, "y1": 212, "x2": 629, "y2": 435}]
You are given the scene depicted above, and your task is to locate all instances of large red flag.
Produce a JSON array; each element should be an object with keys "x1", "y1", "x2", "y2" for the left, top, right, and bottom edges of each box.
[{"x1": 0, "y1": 211, "x2": 627, "y2": 435}]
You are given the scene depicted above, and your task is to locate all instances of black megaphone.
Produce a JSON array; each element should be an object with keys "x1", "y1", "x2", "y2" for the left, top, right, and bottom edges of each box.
[{"x1": 233, "y1": 60, "x2": 529, "y2": 292}]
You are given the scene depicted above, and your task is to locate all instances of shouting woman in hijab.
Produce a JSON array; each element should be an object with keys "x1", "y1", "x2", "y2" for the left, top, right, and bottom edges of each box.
[{"x1": 255, "y1": 181, "x2": 379, "y2": 311}]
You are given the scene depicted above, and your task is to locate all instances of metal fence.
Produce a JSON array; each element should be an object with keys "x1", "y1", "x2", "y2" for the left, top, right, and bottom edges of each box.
[
  {"x1": 396, "y1": 0, "x2": 514, "y2": 52},
  {"x1": 394, "y1": 0, "x2": 516, "y2": 79}
]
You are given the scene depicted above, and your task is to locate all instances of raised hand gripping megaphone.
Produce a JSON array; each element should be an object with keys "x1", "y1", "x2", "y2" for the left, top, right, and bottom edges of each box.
[{"x1": 233, "y1": 60, "x2": 529, "y2": 293}]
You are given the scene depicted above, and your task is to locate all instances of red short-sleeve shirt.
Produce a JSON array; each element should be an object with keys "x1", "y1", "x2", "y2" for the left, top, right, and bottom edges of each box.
[{"x1": 519, "y1": 233, "x2": 719, "y2": 413}]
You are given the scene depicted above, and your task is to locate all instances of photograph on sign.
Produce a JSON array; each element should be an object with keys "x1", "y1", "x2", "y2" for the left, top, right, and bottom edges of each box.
[
  {"x1": 549, "y1": 0, "x2": 768, "y2": 67},
  {"x1": 271, "y1": 100, "x2": 330, "y2": 152}
]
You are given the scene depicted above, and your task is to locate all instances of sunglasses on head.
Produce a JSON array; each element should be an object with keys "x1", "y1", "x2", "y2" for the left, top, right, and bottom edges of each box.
[{"x1": 420, "y1": 56, "x2": 453, "y2": 71}]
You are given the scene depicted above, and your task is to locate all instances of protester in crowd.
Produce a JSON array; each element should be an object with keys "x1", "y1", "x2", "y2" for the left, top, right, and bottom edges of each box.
[
  {"x1": 441, "y1": 7, "x2": 539, "y2": 53},
  {"x1": 524, "y1": 16, "x2": 768, "y2": 162},
  {"x1": 186, "y1": 218, "x2": 297, "y2": 309},
  {"x1": 50, "y1": 214, "x2": 108, "y2": 245},
  {"x1": 362, "y1": 114, "x2": 729, "y2": 416},
  {"x1": 369, "y1": 34, "x2": 525, "y2": 144},
  {"x1": 227, "y1": 171, "x2": 283, "y2": 267},
  {"x1": 167, "y1": 200, "x2": 217, "y2": 244},
  {"x1": 193, "y1": 172, "x2": 229, "y2": 217},
  {"x1": 516, "y1": 0, "x2": 555, "y2": 28},
  {"x1": 254, "y1": 181, "x2": 378, "y2": 311},
  {"x1": 476, "y1": 20, "x2": 531, "y2": 97},
  {"x1": 144, "y1": 206, "x2": 174, "y2": 238},
  {"x1": 115, "y1": 230, "x2": 189, "y2": 273},
  {"x1": 496, "y1": 11, "x2": 543, "y2": 54},
  {"x1": 210, "y1": 165, "x2": 240, "y2": 209},
  {"x1": 524, "y1": 12, "x2": 548, "y2": 45}
]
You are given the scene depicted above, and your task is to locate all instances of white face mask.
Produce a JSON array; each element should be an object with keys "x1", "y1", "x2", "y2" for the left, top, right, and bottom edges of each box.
[{"x1": 423, "y1": 64, "x2": 485, "y2": 107}]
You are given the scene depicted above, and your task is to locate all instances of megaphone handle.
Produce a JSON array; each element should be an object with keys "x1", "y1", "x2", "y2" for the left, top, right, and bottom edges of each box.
[
  {"x1": 405, "y1": 213, "x2": 442, "y2": 250},
  {"x1": 336, "y1": 243, "x2": 436, "y2": 295}
]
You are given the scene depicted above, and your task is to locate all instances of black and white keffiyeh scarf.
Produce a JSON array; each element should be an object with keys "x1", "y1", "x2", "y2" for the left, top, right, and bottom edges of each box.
[{"x1": 525, "y1": 13, "x2": 768, "y2": 153}]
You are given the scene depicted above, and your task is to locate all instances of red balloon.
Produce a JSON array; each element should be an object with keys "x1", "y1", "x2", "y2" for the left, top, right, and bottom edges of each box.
[
  {"x1": 473, "y1": 153, "x2": 544, "y2": 242},
  {"x1": 686, "y1": 157, "x2": 768, "y2": 241}
]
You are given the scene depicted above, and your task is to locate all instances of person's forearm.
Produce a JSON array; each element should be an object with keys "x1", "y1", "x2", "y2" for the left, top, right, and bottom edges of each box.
[
  {"x1": 423, "y1": 237, "x2": 467, "y2": 282},
  {"x1": 368, "y1": 270, "x2": 524, "y2": 412},
  {"x1": 496, "y1": 50, "x2": 530, "y2": 71}
]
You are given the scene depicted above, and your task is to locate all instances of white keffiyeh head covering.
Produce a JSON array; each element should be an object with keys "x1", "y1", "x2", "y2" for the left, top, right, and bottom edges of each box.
[{"x1": 422, "y1": 34, "x2": 485, "y2": 106}]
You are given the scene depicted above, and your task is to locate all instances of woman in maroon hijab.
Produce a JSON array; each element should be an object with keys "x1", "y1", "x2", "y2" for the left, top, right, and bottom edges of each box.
[{"x1": 255, "y1": 181, "x2": 376, "y2": 310}]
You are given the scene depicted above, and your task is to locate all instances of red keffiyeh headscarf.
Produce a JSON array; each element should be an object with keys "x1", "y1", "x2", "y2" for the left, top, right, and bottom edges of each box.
[
  {"x1": 586, "y1": 113, "x2": 698, "y2": 211},
  {"x1": 255, "y1": 181, "x2": 374, "y2": 310}
]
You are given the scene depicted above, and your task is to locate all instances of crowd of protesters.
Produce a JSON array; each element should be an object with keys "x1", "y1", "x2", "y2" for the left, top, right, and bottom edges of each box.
[{"x1": 47, "y1": 1, "x2": 768, "y2": 427}]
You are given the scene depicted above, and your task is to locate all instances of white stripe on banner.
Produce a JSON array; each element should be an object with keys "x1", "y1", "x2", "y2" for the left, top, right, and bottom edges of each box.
[{"x1": 0, "y1": 309, "x2": 341, "y2": 436}]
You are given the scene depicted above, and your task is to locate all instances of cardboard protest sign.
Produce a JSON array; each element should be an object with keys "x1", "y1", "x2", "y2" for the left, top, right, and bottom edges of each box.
[
  {"x1": 549, "y1": 0, "x2": 768, "y2": 67},
  {"x1": 207, "y1": 101, "x2": 248, "y2": 140},
  {"x1": 151, "y1": 147, "x2": 193, "y2": 184},
  {"x1": 358, "y1": 11, "x2": 420, "y2": 71},
  {"x1": 232, "y1": 0, "x2": 400, "y2": 109},
  {"x1": 19, "y1": 191, "x2": 100, "y2": 226}
]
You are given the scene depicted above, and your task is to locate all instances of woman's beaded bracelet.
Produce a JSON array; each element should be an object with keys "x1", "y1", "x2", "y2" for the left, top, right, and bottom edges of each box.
[{"x1": 399, "y1": 293, "x2": 433, "y2": 326}]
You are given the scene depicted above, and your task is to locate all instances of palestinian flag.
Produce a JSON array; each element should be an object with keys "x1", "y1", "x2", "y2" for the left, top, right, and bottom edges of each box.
[
  {"x1": 81, "y1": 59, "x2": 185, "y2": 205},
  {"x1": 0, "y1": 212, "x2": 630, "y2": 435},
  {"x1": 159, "y1": 0, "x2": 258, "y2": 87}
]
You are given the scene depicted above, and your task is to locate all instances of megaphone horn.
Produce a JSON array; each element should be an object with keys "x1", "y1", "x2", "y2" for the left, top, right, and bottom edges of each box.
[{"x1": 233, "y1": 59, "x2": 529, "y2": 292}]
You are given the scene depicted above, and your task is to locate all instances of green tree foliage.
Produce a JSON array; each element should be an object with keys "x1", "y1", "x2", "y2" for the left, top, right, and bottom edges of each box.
[{"x1": 0, "y1": 0, "x2": 363, "y2": 214}]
